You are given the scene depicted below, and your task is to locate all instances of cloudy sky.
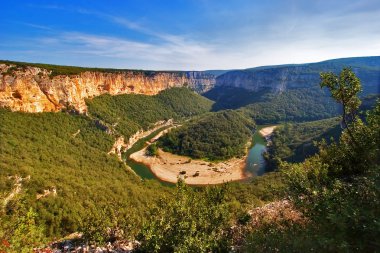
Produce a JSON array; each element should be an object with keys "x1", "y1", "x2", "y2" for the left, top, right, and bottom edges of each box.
[{"x1": 2, "y1": 0, "x2": 380, "y2": 70}]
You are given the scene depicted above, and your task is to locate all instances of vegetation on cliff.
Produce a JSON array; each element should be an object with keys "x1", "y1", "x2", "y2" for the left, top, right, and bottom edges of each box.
[{"x1": 158, "y1": 110, "x2": 255, "y2": 161}]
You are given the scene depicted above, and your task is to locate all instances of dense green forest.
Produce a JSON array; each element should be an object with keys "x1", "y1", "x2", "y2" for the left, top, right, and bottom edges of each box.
[
  {"x1": 0, "y1": 88, "x2": 213, "y2": 248},
  {"x1": 205, "y1": 87, "x2": 340, "y2": 124},
  {"x1": 266, "y1": 117, "x2": 341, "y2": 165},
  {"x1": 239, "y1": 88, "x2": 340, "y2": 124},
  {"x1": 86, "y1": 87, "x2": 213, "y2": 138},
  {"x1": 0, "y1": 108, "x2": 281, "y2": 252},
  {"x1": 158, "y1": 110, "x2": 255, "y2": 160},
  {"x1": 0, "y1": 109, "x2": 169, "y2": 239}
]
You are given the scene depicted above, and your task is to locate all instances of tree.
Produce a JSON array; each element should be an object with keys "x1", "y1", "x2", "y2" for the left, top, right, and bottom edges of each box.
[
  {"x1": 146, "y1": 143, "x2": 158, "y2": 156},
  {"x1": 136, "y1": 180, "x2": 231, "y2": 252},
  {"x1": 1, "y1": 207, "x2": 46, "y2": 253},
  {"x1": 320, "y1": 67, "x2": 362, "y2": 146}
]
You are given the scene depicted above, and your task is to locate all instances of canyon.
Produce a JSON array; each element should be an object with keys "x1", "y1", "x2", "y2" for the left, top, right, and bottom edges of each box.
[
  {"x1": 0, "y1": 63, "x2": 215, "y2": 113},
  {"x1": 1, "y1": 56, "x2": 378, "y2": 113}
]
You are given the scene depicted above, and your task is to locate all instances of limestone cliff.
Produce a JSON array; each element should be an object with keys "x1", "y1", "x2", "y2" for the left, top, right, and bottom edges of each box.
[
  {"x1": 215, "y1": 56, "x2": 380, "y2": 93},
  {"x1": 0, "y1": 64, "x2": 215, "y2": 113}
]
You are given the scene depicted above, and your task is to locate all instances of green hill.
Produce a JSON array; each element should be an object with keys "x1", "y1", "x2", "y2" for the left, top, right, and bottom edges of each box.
[
  {"x1": 86, "y1": 87, "x2": 213, "y2": 138},
  {"x1": 158, "y1": 110, "x2": 255, "y2": 161},
  {"x1": 0, "y1": 109, "x2": 167, "y2": 237},
  {"x1": 266, "y1": 117, "x2": 341, "y2": 165}
]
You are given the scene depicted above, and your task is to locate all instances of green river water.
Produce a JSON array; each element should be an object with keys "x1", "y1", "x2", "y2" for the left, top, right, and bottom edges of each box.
[
  {"x1": 124, "y1": 126, "x2": 169, "y2": 181},
  {"x1": 125, "y1": 125, "x2": 269, "y2": 183},
  {"x1": 245, "y1": 126, "x2": 268, "y2": 176}
]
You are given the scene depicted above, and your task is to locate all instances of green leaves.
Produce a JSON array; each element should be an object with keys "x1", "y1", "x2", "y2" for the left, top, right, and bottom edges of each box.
[
  {"x1": 137, "y1": 182, "x2": 231, "y2": 252},
  {"x1": 1, "y1": 206, "x2": 46, "y2": 253},
  {"x1": 320, "y1": 67, "x2": 362, "y2": 116},
  {"x1": 146, "y1": 143, "x2": 159, "y2": 156}
]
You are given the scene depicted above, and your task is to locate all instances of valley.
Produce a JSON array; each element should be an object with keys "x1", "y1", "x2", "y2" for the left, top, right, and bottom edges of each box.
[
  {"x1": 130, "y1": 146, "x2": 249, "y2": 185},
  {"x1": 123, "y1": 122, "x2": 275, "y2": 184},
  {"x1": 0, "y1": 58, "x2": 379, "y2": 252},
  {"x1": 3, "y1": 1, "x2": 380, "y2": 251},
  {"x1": 121, "y1": 123, "x2": 277, "y2": 185}
]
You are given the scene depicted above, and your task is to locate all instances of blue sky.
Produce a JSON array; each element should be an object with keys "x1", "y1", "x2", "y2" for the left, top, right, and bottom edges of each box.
[{"x1": 2, "y1": 0, "x2": 380, "y2": 70}]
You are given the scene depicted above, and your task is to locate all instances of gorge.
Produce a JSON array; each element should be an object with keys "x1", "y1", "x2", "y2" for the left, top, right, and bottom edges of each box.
[
  {"x1": 1, "y1": 58, "x2": 379, "y2": 252},
  {"x1": 1, "y1": 56, "x2": 379, "y2": 114}
]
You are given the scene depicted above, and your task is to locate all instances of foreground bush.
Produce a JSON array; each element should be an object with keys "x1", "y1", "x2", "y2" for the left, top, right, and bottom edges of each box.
[{"x1": 137, "y1": 181, "x2": 232, "y2": 253}]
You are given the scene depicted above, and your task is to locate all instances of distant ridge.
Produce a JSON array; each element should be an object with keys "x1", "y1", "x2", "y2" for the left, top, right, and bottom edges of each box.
[{"x1": 215, "y1": 56, "x2": 380, "y2": 94}]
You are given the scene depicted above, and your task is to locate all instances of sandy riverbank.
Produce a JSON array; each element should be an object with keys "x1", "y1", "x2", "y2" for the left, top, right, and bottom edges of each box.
[
  {"x1": 130, "y1": 148, "x2": 252, "y2": 185},
  {"x1": 127, "y1": 125, "x2": 276, "y2": 185},
  {"x1": 259, "y1": 126, "x2": 277, "y2": 137}
]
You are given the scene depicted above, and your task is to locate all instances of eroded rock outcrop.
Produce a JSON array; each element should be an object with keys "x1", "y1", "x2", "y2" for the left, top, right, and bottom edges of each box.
[
  {"x1": 36, "y1": 187, "x2": 57, "y2": 200},
  {"x1": 0, "y1": 64, "x2": 215, "y2": 113},
  {"x1": 3, "y1": 175, "x2": 30, "y2": 209},
  {"x1": 108, "y1": 136, "x2": 128, "y2": 160}
]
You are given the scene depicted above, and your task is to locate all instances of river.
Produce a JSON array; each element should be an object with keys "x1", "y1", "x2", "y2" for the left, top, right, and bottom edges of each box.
[
  {"x1": 125, "y1": 125, "x2": 271, "y2": 182},
  {"x1": 124, "y1": 126, "x2": 169, "y2": 181},
  {"x1": 245, "y1": 126, "x2": 269, "y2": 176}
]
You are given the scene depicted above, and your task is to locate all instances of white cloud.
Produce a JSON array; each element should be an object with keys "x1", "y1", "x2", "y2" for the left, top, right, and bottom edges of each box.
[
  {"x1": 36, "y1": 31, "x2": 218, "y2": 70},
  {"x1": 7, "y1": 1, "x2": 380, "y2": 70}
]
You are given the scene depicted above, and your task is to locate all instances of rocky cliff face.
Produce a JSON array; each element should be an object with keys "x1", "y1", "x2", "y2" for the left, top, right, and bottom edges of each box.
[
  {"x1": 216, "y1": 56, "x2": 380, "y2": 93},
  {"x1": 0, "y1": 64, "x2": 215, "y2": 113},
  {"x1": 216, "y1": 69, "x2": 293, "y2": 92}
]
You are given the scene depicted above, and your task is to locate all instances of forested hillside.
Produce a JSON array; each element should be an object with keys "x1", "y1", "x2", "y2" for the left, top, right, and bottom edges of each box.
[
  {"x1": 0, "y1": 106, "x2": 278, "y2": 252},
  {"x1": 0, "y1": 109, "x2": 168, "y2": 238},
  {"x1": 0, "y1": 88, "x2": 213, "y2": 245},
  {"x1": 205, "y1": 57, "x2": 380, "y2": 124},
  {"x1": 266, "y1": 117, "x2": 341, "y2": 165},
  {"x1": 205, "y1": 87, "x2": 340, "y2": 123},
  {"x1": 158, "y1": 110, "x2": 255, "y2": 160},
  {"x1": 87, "y1": 87, "x2": 213, "y2": 138}
]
